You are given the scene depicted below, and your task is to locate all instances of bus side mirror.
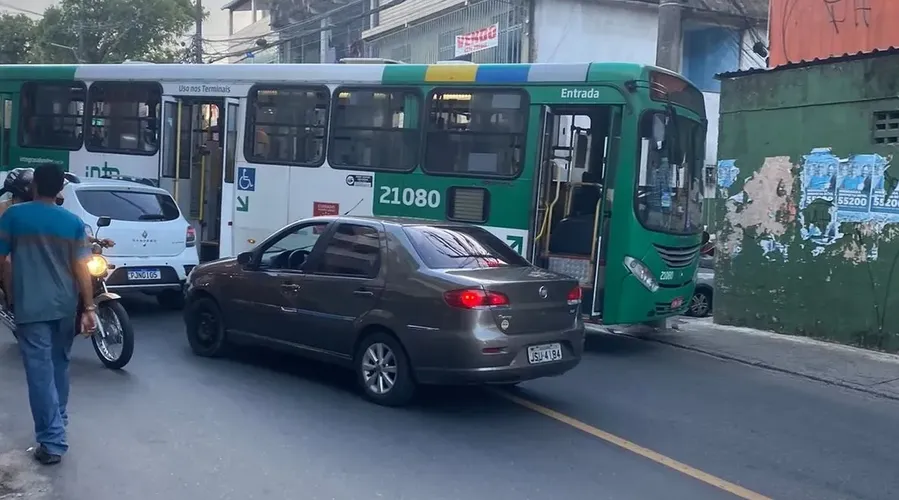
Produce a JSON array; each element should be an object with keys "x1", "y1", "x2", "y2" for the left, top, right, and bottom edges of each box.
[{"x1": 701, "y1": 231, "x2": 711, "y2": 245}]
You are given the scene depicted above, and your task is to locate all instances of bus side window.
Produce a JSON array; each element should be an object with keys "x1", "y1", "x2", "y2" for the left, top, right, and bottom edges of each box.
[
  {"x1": 19, "y1": 81, "x2": 86, "y2": 151},
  {"x1": 245, "y1": 86, "x2": 329, "y2": 167},
  {"x1": 328, "y1": 87, "x2": 420, "y2": 172},
  {"x1": 423, "y1": 89, "x2": 528, "y2": 178},
  {"x1": 86, "y1": 81, "x2": 161, "y2": 156}
]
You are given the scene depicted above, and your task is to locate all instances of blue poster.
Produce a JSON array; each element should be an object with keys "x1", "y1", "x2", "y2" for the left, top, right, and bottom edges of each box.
[
  {"x1": 835, "y1": 155, "x2": 872, "y2": 213},
  {"x1": 865, "y1": 154, "x2": 897, "y2": 214},
  {"x1": 801, "y1": 148, "x2": 838, "y2": 207}
]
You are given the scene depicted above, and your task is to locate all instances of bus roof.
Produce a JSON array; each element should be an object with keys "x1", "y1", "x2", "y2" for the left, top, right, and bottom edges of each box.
[{"x1": 0, "y1": 62, "x2": 678, "y2": 86}]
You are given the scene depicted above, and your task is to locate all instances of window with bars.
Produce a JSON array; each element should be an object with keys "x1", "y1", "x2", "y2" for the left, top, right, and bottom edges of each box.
[{"x1": 873, "y1": 111, "x2": 899, "y2": 144}]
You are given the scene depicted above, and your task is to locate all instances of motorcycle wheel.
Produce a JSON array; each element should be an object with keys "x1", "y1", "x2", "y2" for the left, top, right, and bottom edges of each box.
[{"x1": 90, "y1": 301, "x2": 135, "y2": 370}]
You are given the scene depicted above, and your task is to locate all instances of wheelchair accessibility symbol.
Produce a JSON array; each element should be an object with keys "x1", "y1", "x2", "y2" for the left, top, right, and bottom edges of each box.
[{"x1": 237, "y1": 167, "x2": 256, "y2": 192}]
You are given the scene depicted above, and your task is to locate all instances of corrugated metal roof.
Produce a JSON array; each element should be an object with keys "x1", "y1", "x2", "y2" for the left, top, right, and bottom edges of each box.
[
  {"x1": 716, "y1": 46, "x2": 899, "y2": 79},
  {"x1": 630, "y1": 0, "x2": 768, "y2": 19}
]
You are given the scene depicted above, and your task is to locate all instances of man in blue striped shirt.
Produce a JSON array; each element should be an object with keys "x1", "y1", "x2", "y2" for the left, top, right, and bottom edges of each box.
[{"x1": 0, "y1": 163, "x2": 97, "y2": 465}]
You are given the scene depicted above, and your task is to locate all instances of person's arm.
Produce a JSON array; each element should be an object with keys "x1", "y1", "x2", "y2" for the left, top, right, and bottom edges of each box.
[{"x1": 71, "y1": 221, "x2": 94, "y2": 312}]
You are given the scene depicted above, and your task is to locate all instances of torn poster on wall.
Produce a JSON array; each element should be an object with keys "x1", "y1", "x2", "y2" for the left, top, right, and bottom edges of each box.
[
  {"x1": 717, "y1": 159, "x2": 739, "y2": 192},
  {"x1": 798, "y1": 147, "x2": 896, "y2": 250}
]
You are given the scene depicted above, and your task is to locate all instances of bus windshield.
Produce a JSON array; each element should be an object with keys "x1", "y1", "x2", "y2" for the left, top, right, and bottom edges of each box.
[{"x1": 635, "y1": 112, "x2": 705, "y2": 235}]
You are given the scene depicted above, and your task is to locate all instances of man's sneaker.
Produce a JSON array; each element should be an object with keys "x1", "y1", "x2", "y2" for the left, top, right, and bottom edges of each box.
[{"x1": 31, "y1": 444, "x2": 61, "y2": 465}]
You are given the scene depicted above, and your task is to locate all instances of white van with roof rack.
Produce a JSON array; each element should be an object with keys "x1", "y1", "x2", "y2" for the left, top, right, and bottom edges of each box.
[{"x1": 61, "y1": 173, "x2": 198, "y2": 309}]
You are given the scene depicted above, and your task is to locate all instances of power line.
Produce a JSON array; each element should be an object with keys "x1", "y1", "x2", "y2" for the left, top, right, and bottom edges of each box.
[{"x1": 0, "y1": 1, "x2": 43, "y2": 17}]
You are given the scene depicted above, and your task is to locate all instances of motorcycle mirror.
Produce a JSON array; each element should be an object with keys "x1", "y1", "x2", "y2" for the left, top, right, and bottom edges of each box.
[{"x1": 96, "y1": 216, "x2": 112, "y2": 228}]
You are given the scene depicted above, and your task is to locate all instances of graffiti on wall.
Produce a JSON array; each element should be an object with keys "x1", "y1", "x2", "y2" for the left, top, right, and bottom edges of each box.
[{"x1": 798, "y1": 147, "x2": 896, "y2": 258}]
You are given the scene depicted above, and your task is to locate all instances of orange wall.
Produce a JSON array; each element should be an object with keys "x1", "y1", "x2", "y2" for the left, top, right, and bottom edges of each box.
[{"x1": 769, "y1": 0, "x2": 899, "y2": 67}]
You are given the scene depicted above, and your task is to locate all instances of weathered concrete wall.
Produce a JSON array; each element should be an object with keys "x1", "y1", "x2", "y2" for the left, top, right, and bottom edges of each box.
[{"x1": 716, "y1": 51, "x2": 899, "y2": 352}]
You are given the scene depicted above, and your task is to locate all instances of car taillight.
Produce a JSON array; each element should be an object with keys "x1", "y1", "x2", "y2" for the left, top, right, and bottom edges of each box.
[
  {"x1": 444, "y1": 289, "x2": 509, "y2": 309},
  {"x1": 186, "y1": 226, "x2": 196, "y2": 248},
  {"x1": 567, "y1": 286, "x2": 582, "y2": 306}
]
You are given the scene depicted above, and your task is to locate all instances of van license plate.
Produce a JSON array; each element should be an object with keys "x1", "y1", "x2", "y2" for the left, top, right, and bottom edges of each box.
[
  {"x1": 527, "y1": 343, "x2": 563, "y2": 364},
  {"x1": 127, "y1": 269, "x2": 161, "y2": 281}
]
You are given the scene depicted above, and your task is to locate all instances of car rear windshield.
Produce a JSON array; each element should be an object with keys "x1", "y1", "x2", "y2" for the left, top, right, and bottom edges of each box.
[
  {"x1": 76, "y1": 189, "x2": 181, "y2": 222},
  {"x1": 404, "y1": 225, "x2": 529, "y2": 269}
]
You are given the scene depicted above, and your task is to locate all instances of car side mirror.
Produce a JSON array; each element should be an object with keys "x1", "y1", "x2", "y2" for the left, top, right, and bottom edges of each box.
[
  {"x1": 237, "y1": 251, "x2": 253, "y2": 266},
  {"x1": 96, "y1": 216, "x2": 111, "y2": 228}
]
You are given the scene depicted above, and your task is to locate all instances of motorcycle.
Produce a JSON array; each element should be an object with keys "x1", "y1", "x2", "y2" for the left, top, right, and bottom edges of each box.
[{"x1": 0, "y1": 216, "x2": 135, "y2": 370}]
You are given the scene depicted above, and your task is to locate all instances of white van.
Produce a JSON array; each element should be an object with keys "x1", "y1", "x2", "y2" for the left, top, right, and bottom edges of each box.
[{"x1": 61, "y1": 175, "x2": 199, "y2": 309}]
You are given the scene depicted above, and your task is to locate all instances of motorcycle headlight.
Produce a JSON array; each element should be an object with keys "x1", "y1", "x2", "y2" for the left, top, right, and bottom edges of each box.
[{"x1": 86, "y1": 255, "x2": 109, "y2": 277}]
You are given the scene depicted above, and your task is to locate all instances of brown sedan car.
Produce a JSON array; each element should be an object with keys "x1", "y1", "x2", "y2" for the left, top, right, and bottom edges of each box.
[{"x1": 183, "y1": 216, "x2": 585, "y2": 406}]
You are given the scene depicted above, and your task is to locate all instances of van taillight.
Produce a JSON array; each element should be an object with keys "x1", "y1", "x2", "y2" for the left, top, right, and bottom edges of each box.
[
  {"x1": 186, "y1": 226, "x2": 196, "y2": 247},
  {"x1": 567, "y1": 286, "x2": 582, "y2": 305},
  {"x1": 444, "y1": 289, "x2": 509, "y2": 309}
]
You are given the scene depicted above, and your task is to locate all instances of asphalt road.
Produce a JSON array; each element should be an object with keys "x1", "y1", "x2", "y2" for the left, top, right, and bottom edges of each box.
[{"x1": 1, "y1": 301, "x2": 898, "y2": 500}]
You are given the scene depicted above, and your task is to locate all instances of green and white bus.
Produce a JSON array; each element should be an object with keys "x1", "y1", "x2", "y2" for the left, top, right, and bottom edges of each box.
[{"x1": 0, "y1": 60, "x2": 706, "y2": 324}]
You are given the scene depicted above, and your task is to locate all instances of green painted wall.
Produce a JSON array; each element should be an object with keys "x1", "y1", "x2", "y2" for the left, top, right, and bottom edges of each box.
[{"x1": 716, "y1": 52, "x2": 899, "y2": 352}]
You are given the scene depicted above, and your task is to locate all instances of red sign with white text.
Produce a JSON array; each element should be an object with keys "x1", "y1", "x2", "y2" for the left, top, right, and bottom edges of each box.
[
  {"x1": 455, "y1": 24, "x2": 499, "y2": 58},
  {"x1": 313, "y1": 201, "x2": 339, "y2": 216}
]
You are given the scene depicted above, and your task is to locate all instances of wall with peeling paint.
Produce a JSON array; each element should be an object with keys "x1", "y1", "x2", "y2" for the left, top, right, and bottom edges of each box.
[{"x1": 716, "y1": 51, "x2": 899, "y2": 352}]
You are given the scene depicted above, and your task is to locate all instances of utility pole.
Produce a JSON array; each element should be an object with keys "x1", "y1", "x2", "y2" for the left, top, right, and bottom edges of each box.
[
  {"x1": 655, "y1": 0, "x2": 683, "y2": 72},
  {"x1": 77, "y1": 0, "x2": 84, "y2": 62},
  {"x1": 194, "y1": 0, "x2": 204, "y2": 63}
]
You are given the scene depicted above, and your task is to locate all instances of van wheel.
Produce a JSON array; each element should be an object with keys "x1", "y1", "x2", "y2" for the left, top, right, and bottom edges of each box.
[
  {"x1": 185, "y1": 297, "x2": 229, "y2": 357},
  {"x1": 354, "y1": 332, "x2": 416, "y2": 407}
]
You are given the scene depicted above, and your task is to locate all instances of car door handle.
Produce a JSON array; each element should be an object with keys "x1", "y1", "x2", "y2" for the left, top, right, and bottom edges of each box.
[
  {"x1": 353, "y1": 288, "x2": 374, "y2": 297},
  {"x1": 280, "y1": 283, "x2": 301, "y2": 292}
]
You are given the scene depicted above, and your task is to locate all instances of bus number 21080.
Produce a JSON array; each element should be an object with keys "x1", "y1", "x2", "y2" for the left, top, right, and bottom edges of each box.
[{"x1": 379, "y1": 187, "x2": 441, "y2": 208}]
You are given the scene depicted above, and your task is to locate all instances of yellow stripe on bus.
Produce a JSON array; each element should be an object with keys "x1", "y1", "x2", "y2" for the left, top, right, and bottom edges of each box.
[{"x1": 424, "y1": 64, "x2": 478, "y2": 82}]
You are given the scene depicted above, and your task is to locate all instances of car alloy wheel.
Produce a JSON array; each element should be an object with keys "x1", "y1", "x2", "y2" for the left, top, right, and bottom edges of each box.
[
  {"x1": 354, "y1": 331, "x2": 415, "y2": 406},
  {"x1": 361, "y1": 342, "x2": 397, "y2": 395},
  {"x1": 689, "y1": 290, "x2": 711, "y2": 317}
]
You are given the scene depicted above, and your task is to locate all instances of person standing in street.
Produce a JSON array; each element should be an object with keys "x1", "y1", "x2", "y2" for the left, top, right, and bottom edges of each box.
[{"x1": 0, "y1": 162, "x2": 97, "y2": 465}]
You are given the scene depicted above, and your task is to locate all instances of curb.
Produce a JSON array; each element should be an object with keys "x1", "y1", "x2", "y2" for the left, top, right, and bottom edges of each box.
[{"x1": 600, "y1": 328, "x2": 899, "y2": 403}]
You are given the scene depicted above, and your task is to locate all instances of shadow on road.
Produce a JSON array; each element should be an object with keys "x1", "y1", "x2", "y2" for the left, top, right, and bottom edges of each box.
[
  {"x1": 584, "y1": 330, "x2": 657, "y2": 356},
  {"x1": 223, "y1": 344, "x2": 517, "y2": 413}
]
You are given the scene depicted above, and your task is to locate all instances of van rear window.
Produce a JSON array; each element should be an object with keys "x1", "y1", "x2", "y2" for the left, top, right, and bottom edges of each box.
[
  {"x1": 76, "y1": 189, "x2": 180, "y2": 222},
  {"x1": 404, "y1": 225, "x2": 528, "y2": 269}
]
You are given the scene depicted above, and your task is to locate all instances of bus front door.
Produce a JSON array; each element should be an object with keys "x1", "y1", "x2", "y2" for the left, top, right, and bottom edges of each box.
[
  {"x1": 532, "y1": 104, "x2": 621, "y2": 320},
  {"x1": 591, "y1": 107, "x2": 621, "y2": 319}
]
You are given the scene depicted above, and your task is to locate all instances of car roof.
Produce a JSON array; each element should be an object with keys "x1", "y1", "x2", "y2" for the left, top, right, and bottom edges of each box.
[
  {"x1": 67, "y1": 177, "x2": 170, "y2": 195},
  {"x1": 307, "y1": 215, "x2": 476, "y2": 229}
]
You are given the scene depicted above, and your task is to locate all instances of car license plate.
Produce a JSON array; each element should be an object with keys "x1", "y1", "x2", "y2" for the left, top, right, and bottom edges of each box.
[
  {"x1": 671, "y1": 297, "x2": 684, "y2": 309},
  {"x1": 127, "y1": 269, "x2": 161, "y2": 281},
  {"x1": 527, "y1": 343, "x2": 563, "y2": 364}
]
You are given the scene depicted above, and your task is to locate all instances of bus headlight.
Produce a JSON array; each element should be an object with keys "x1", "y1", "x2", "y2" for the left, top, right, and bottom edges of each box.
[
  {"x1": 623, "y1": 256, "x2": 659, "y2": 292},
  {"x1": 86, "y1": 255, "x2": 109, "y2": 277}
]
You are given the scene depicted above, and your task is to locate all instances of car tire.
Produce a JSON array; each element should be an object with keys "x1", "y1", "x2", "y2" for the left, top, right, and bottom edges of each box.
[
  {"x1": 687, "y1": 288, "x2": 712, "y2": 318},
  {"x1": 157, "y1": 290, "x2": 186, "y2": 310},
  {"x1": 354, "y1": 331, "x2": 416, "y2": 407},
  {"x1": 185, "y1": 297, "x2": 229, "y2": 357}
]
